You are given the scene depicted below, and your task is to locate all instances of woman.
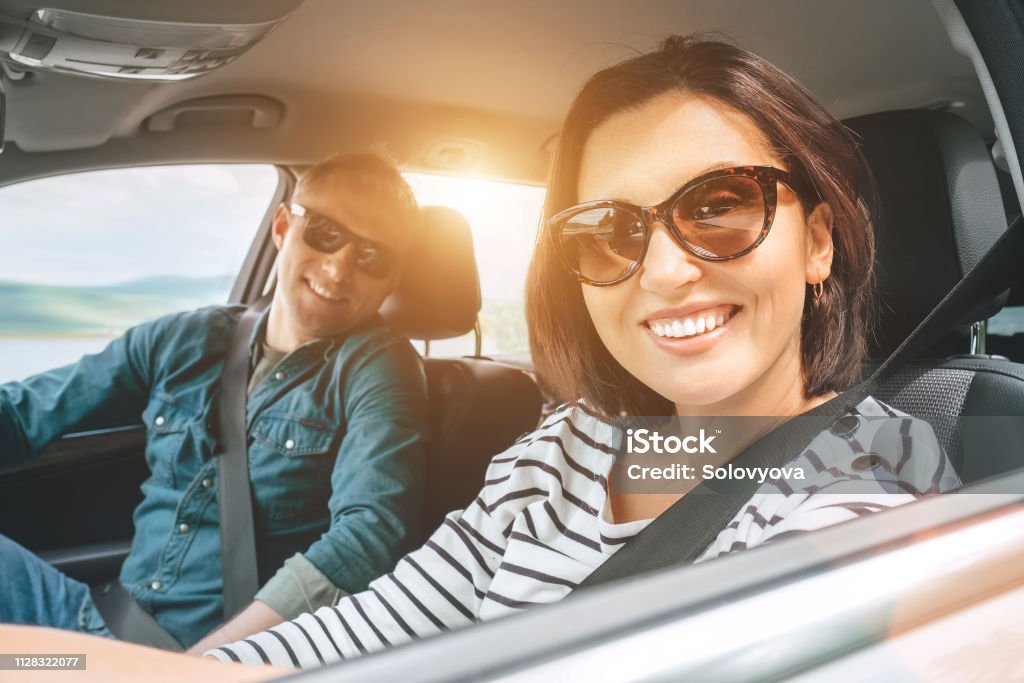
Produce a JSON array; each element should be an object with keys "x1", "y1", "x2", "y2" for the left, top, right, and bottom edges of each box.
[{"x1": 0, "y1": 34, "x2": 956, "y2": 677}]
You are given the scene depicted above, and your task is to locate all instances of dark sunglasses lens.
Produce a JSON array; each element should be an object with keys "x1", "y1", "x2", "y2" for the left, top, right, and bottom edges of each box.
[
  {"x1": 303, "y1": 218, "x2": 350, "y2": 254},
  {"x1": 303, "y1": 218, "x2": 392, "y2": 278},
  {"x1": 557, "y1": 207, "x2": 645, "y2": 283},
  {"x1": 354, "y1": 242, "x2": 392, "y2": 279},
  {"x1": 672, "y1": 176, "x2": 766, "y2": 258}
]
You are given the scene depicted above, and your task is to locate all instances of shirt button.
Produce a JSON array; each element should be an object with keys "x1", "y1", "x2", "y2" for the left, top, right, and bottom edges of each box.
[
  {"x1": 178, "y1": 523, "x2": 191, "y2": 533},
  {"x1": 284, "y1": 439, "x2": 295, "y2": 450},
  {"x1": 154, "y1": 416, "x2": 166, "y2": 427},
  {"x1": 829, "y1": 415, "x2": 860, "y2": 438},
  {"x1": 852, "y1": 452, "x2": 884, "y2": 471},
  {"x1": 201, "y1": 478, "x2": 213, "y2": 489},
  {"x1": 274, "y1": 371, "x2": 286, "y2": 381},
  {"x1": 150, "y1": 581, "x2": 162, "y2": 590}
]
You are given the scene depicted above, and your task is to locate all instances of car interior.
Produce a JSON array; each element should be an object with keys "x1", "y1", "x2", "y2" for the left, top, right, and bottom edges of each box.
[
  {"x1": 849, "y1": 108, "x2": 1024, "y2": 482},
  {"x1": 1, "y1": 0, "x2": 1024, "y2": 679},
  {"x1": 379, "y1": 205, "x2": 544, "y2": 539}
]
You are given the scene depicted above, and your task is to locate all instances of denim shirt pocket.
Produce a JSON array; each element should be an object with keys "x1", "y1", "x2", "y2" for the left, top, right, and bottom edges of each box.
[
  {"x1": 141, "y1": 395, "x2": 194, "y2": 489},
  {"x1": 249, "y1": 412, "x2": 337, "y2": 523}
]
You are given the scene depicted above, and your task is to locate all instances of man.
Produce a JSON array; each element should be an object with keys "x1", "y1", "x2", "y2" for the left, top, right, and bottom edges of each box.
[{"x1": 0, "y1": 153, "x2": 430, "y2": 652}]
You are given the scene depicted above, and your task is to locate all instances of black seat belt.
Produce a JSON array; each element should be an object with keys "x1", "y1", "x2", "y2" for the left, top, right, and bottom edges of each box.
[
  {"x1": 216, "y1": 300, "x2": 267, "y2": 619},
  {"x1": 576, "y1": 394, "x2": 857, "y2": 590},
  {"x1": 89, "y1": 581, "x2": 184, "y2": 650},
  {"x1": 577, "y1": 215, "x2": 1024, "y2": 590},
  {"x1": 92, "y1": 298, "x2": 268, "y2": 647}
]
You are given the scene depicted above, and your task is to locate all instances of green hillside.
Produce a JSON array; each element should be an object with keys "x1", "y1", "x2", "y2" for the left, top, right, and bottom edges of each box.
[
  {"x1": 0, "y1": 276, "x2": 533, "y2": 353},
  {"x1": 0, "y1": 276, "x2": 233, "y2": 335}
]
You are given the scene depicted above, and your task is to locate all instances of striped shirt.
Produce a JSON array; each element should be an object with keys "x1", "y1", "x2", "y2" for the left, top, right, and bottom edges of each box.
[{"x1": 208, "y1": 396, "x2": 958, "y2": 668}]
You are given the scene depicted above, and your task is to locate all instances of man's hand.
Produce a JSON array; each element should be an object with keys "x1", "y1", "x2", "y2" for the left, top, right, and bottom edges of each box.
[{"x1": 185, "y1": 600, "x2": 285, "y2": 656}]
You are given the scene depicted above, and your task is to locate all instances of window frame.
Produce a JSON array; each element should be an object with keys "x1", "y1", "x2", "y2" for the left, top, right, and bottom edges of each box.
[{"x1": 0, "y1": 162, "x2": 289, "y2": 458}]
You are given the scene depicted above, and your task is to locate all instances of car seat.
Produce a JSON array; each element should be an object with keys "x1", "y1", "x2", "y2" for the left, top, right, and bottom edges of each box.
[
  {"x1": 382, "y1": 206, "x2": 543, "y2": 540},
  {"x1": 846, "y1": 109, "x2": 1024, "y2": 482}
]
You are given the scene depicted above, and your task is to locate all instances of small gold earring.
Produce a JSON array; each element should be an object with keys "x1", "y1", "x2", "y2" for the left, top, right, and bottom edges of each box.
[{"x1": 812, "y1": 280, "x2": 824, "y2": 300}]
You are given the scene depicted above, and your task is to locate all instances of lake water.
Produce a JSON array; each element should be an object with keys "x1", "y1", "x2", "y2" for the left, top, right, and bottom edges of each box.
[{"x1": 0, "y1": 337, "x2": 116, "y2": 383}]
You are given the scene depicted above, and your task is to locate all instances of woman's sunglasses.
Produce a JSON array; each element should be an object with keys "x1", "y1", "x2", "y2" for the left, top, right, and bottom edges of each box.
[
  {"x1": 289, "y1": 202, "x2": 395, "y2": 279},
  {"x1": 548, "y1": 165, "x2": 815, "y2": 286}
]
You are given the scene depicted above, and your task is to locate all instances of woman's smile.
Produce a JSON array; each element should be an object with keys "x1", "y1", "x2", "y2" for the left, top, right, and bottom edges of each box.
[{"x1": 642, "y1": 303, "x2": 741, "y2": 356}]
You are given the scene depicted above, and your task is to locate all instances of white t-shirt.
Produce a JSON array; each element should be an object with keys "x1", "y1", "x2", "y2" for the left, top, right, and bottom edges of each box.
[{"x1": 208, "y1": 397, "x2": 958, "y2": 668}]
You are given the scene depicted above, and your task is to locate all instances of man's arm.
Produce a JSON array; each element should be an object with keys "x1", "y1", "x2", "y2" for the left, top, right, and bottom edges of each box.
[
  {"x1": 185, "y1": 600, "x2": 284, "y2": 656},
  {"x1": 300, "y1": 336, "x2": 429, "y2": 594},
  {"x1": 0, "y1": 625, "x2": 290, "y2": 682},
  {"x1": 0, "y1": 321, "x2": 157, "y2": 464},
  {"x1": 186, "y1": 554, "x2": 343, "y2": 654}
]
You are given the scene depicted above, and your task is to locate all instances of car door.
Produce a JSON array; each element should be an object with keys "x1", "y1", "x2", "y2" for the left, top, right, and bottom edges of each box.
[{"x1": 0, "y1": 162, "x2": 287, "y2": 585}]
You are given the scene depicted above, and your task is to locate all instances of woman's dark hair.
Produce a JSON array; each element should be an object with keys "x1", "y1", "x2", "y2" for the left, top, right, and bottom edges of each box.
[{"x1": 526, "y1": 34, "x2": 878, "y2": 417}]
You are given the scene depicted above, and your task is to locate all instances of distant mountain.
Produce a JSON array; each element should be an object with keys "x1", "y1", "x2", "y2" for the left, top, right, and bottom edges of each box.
[
  {"x1": 0, "y1": 275, "x2": 234, "y2": 335},
  {"x1": 92, "y1": 275, "x2": 233, "y2": 296}
]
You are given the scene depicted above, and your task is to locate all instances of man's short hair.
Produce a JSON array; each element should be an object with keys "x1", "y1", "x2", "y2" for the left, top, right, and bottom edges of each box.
[{"x1": 296, "y1": 152, "x2": 419, "y2": 220}]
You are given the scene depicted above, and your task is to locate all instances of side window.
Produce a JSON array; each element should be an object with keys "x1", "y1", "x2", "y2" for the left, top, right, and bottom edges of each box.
[
  {"x1": 404, "y1": 172, "x2": 546, "y2": 357},
  {"x1": 0, "y1": 164, "x2": 281, "y2": 382},
  {"x1": 988, "y1": 306, "x2": 1024, "y2": 338}
]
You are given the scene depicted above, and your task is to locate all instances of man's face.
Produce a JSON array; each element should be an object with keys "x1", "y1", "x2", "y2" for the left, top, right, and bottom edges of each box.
[{"x1": 270, "y1": 175, "x2": 411, "y2": 345}]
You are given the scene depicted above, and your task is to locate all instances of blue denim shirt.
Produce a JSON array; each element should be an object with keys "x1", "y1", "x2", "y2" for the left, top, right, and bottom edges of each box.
[{"x1": 0, "y1": 305, "x2": 429, "y2": 647}]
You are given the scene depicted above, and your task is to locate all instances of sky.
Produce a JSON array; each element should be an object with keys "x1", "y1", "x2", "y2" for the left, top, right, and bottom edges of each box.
[
  {"x1": 0, "y1": 164, "x2": 279, "y2": 287},
  {"x1": 0, "y1": 165, "x2": 546, "y2": 306}
]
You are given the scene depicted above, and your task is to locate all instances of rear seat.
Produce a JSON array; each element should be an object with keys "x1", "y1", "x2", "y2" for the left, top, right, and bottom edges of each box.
[{"x1": 383, "y1": 206, "x2": 543, "y2": 539}]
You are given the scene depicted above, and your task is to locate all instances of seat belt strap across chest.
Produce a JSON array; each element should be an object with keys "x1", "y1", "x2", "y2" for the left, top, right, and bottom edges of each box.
[
  {"x1": 576, "y1": 393, "x2": 858, "y2": 590},
  {"x1": 217, "y1": 302, "x2": 266, "y2": 620}
]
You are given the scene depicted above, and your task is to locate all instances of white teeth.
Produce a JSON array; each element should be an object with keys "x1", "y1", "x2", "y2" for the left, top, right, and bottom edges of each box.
[
  {"x1": 648, "y1": 308, "x2": 736, "y2": 339},
  {"x1": 308, "y1": 280, "x2": 342, "y2": 302}
]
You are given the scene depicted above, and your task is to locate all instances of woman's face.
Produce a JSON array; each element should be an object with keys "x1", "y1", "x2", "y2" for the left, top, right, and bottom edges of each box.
[{"x1": 577, "y1": 93, "x2": 834, "y2": 416}]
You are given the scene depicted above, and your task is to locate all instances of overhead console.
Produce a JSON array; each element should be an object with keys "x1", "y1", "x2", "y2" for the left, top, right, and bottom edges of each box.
[{"x1": 0, "y1": 0, "x2": 303, "y2": 81}]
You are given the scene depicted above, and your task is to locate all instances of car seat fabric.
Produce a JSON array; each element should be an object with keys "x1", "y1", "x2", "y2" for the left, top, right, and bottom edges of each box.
[
  {"x1": 380, "y1": 206, "x2": 481, "y2": 339},
  {"x1": 382, "y1": 206, "x2": 543, "y2": 539},
  {"x1": 851, "y1": 110, "x2": 1024, "y2": 482},
  {"x1": 844, "y1": 110, "x2": 1009, "y2": 360},
  {"x1": 871, "y1": 363, "x2": 973, "y2": 472}
]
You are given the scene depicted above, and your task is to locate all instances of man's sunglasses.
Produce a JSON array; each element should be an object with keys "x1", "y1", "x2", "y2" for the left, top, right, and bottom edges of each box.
[
  {"x1": 548, "y1": 165, "x2": 815, "y2": 286},
  {"x1": 289, "y1": 202, "x2": 395, "y2": 279}
]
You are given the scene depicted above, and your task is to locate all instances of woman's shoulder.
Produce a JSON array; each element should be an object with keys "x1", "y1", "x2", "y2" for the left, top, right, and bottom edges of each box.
[
  {"x1": 846, "y1": 395, "x2": 945, "y2": 450},
  {"x1": 521, "y1": 400, "x2": 619, "y2": 459},
  {"x1": 851, "y1": 395, "x2": 907, "y2": 418},
  {"x1": 793, "y1": 393, "x2": 960, "y2": 494},
  {"x1": 482, "y1": 401, "x2": 620, "y2": 483}
]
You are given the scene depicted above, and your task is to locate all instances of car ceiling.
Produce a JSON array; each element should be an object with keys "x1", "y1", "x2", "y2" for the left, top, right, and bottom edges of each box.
[{"x1": 0, "y1": 0, "x2": 991, "y2": 186}]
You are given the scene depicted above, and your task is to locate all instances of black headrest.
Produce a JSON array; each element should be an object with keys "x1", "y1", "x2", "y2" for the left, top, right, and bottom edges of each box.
[
  {"x1": 844, "y1": 110, "x2": 1009, "y2": 359},
  {"x1": 381, "y1": 206, "x2": 481, "y2": 340}
]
